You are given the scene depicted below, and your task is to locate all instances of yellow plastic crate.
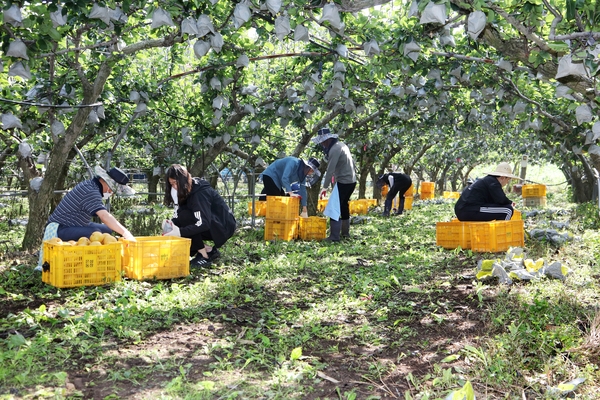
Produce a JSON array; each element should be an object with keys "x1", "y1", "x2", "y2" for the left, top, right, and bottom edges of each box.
[
  {"x1": 298, "y1": 216, "x2": 327, "y2": 240},
  {"x1": 265, "y1": 219, "x2": 298, "y2": 241},
  {"x1": 436, "y1": 220, "x2": 472, "y2": 249},
  {"x1": 317, "y1": 199, "x2": 328, "y2": 212},
  {"x1": 349, "y1": 199, "x2": 369, "y2": 215},
  {"x1": 42, "y1": 241, "x2": 122, "y2": 288},
  {"x1": 266, "y1": 196, "x2": 300, "y2": 220},
  {"x1": 523, "y1": 196, "x2": 547, "y2": 208},
  {"x1": 421, "y1": 182, "x2": 435, "y2": 193},
  {"x1": 405, "y1": 184, "x2": 414, "y2": 197},
  {"x1": 521, "y1": 184, "x2": 546, "y2": 198},
  {"x1": 469, "y1": 220, "x2": 525, "y2": 253},
  {"x1": 511, "y1": 209, "x2": 521, "y2": 220},
  {"x1": 443, "y1": 191, "x2": 460, "y2": 199},
  {"x1": 404, "y1": 196, "x2": 413, "y2": 210},
  {"x1": 122, "y1": 236, "x2": 191, "y2": 280},
  {"x1": 421, "y1": 192, "x2": 435, "y2": 200},
  {"x1": 248, "y1": 201, "x2": 267, "y2": 217}
]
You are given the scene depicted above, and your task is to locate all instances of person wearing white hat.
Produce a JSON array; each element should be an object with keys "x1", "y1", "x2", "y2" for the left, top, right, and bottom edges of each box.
[
  {"x1": 46, "y1": 166, "x2": 136, "y2": 241},
  {"x1": 259, "y1": 156, "x2": 321, "y2": 218},
  {"x1": 454, "y1": 162, "x2": 519, "y2": 221},
  {"x1": 312, "y1": 127, "x2": 357, "y2": 241}
]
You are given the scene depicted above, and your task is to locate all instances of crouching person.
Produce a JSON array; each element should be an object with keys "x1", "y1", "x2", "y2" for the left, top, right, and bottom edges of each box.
[{"x1": 163, "y1": 164, "x2": 236, "y2": 268}]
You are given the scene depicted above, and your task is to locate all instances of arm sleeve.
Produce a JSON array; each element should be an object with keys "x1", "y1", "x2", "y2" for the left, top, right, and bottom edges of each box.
[
  {"x1": 388, "y1": 175, "x2": 394, "y2": 188},
  {"x1": 322, "y1": 146, "x2": 341, "y2": 190},
  {"x1": 299, "y1": 181, "x2": 308, "y2": 207}
]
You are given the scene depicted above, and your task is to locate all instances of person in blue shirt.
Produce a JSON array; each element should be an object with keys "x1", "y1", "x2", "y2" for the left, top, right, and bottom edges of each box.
[{"x1": 259, "y1": 157, "x2": 320, "y2": 218}]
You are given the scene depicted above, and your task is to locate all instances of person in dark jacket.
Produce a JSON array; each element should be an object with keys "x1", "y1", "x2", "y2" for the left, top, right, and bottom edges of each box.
[
  {"x1": 163, "y1": 164, "x2": 236, "y2": 268},
  {"x1": 455, "y1": 162, "x2": 518, "y2": 221},
  {"x1": 376, "y1": 172, "x2": 412, "y2": 217}
]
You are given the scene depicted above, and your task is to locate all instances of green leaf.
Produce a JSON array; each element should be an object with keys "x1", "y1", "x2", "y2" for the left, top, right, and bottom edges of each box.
[
  {"x1": 441, "y1": 354, "x2": 460, "y2": 362},
  {"x1": 290, "y1": 346, "x2": 302, "y2": 360},
  {"x1": 566, "y1": 0, "x2": 576, "y2": 20}
]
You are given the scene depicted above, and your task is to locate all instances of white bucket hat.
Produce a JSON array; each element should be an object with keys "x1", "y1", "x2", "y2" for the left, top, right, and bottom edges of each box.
[
  {"x1": 94, "y1": 166, "x2": 136, "y2": 196},
  {"x1": 311, "y1": 127, "x2": 338, "y2": 144},
  {"x1": 486, "y1": 162, "x2": 519, "y2": 179}
]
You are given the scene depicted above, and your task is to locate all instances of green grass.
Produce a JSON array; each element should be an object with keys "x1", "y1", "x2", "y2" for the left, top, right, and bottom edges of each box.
[{"x1": 1, "y1": 189, "x2": 600, "y2": 399}]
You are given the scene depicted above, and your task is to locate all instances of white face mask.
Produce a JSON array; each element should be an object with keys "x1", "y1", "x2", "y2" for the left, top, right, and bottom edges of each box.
[
  {"x1": 171, "y1": 187, "x2": 179, "y2": 205},
  {"x1": 103, "y1": 192, "x2": 112, "y2": 200}
]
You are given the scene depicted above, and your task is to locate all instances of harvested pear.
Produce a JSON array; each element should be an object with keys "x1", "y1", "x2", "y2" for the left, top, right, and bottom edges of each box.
[
  {"x1": 90, "y1": 241, "x2": 102, "y2": 246},
  {"x1": 46, "y1": 237, "x2": 62, "y2": 245},
  {"x1": 90, "y1": 231, "x2": 104, "y2": 243},
  {"x1": 77, "y1": 237, "x2": 90, "y2": 246},
  {"x1": 103, "y1": 234, "x2": 117, "y2": 244}
]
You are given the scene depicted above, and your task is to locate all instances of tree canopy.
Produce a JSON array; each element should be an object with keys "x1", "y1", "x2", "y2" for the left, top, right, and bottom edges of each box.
[{"x1": 1, "y1": 0, "x2": 600, "y2": 249}]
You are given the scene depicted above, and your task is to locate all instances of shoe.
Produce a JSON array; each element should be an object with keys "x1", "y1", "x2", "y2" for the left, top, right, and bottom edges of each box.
[
  {"x1": 207, "y1": 248, "x2": 221, "y2": 261},
  {"x1": 190, "y1": 254, "x2": 211, "y2": 268}
]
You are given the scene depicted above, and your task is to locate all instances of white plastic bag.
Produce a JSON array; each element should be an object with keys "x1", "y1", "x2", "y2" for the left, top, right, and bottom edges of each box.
[
  {"x1": 129, "y1": 90, "x2": 140, "y2": 103},
  {"x1": 2, "y1": 113, "x2": 23, "y2": 130},
  {"x1": 408, "y1": 1, "x2": 419, "y2": 18},
  {"x1": 7, "y1": 39, "x2": 29, "y2": 59},
  {"x1": 30, "y1": 177, "x2": 44, "y2": 192},
  {"x1": 181, "y1": 17, "x2": 199, "y2": 35},
  {"x1": 294, "y1": 25, "x2": 309, "y2": 42},
  {"x1": 111, "y1": 7, "x2": 127, "y2": 24},
  {"x1": 364, "y1": 39, "x2": 380, "y2": 57},
  {"x1": 575, "y1": 104, "x2": 593, "y2": 125},
  {"x1": 89, "y1": 3, "x2": 111, "y2": 25},
  {"x1": 274, "y1": 15, "x2": 291, "y2": 40},
  {"x1": 88, "y1": 110, "x2": 100, "y2": 124},
  {"x1": 556, "y1": 55, "x2": 589, "y2": 79},
  {"x1": 212, "y1": 95, "x2": 225, "y2": 109},
  {"x1": 211, "y1": 32, "x2": 224, "y2": 53},
  {"x1": 8, "y1": 62, "x2": 32, "y2": 80},
  {"x1": 403, "y1": 41, "x2": 420, "y2": 62},
  {"x1": 320, "y1": 3, "x2": 341, "y2": 30},
  {"x1": 233, "y1": 2, "x2": 252, "y2": 29},
  {"x1": 51, "y1": 120, "x2": 65, "y2": 136},
  {"x1": 266, "y1": 0, "x2": 282, "y2": 15},
  {"x1": 18, "y1": 142, "x2": 32, "y2": 157},
  {"x1": 334, "y1": 61, "x2": 346, "y2": 73},
  {"x1": 193, "y1": 40, "x2": 211, "y2": 58},
  {"x1": 420, "y1": 1, "x2": 446, "y2": 25},
  {"x1": 236, "y1": 54, "x2": 250, "y2": 68},
  {"x1": 468, "y1": 10, "x2": 486, "y2": 39},
  {"x1": 4, "y1": 4, "x2": 23, "y2": 26},
  {"x1": 96, "y1": 105, "x2": 105, "y2": 119},
  {"x1": 151, "y1": 8, "x2": 175, "y2": 29},
  {"x1": 196, "y1": 15, "x2": 215, "y2": 37},
  {"x1": 210, "y1": 77, "x2": 222, "y2": 91}
]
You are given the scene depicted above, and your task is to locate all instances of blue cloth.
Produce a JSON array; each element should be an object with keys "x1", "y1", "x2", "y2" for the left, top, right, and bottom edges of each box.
[
  {"x1": 262, "y1": 157, "x2": 308, "y2": 206},
  {"x1": 36, "y1": 222, "x2": 59, "y2": 269},
  {"x1": 323, "y1": 184, "x2": 341, "y2": 221}
]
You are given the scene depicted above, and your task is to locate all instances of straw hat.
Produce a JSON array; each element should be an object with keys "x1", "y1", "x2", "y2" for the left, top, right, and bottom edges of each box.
[{"x1": 486, "y1": 162, "x2": 519, "y2": 179}]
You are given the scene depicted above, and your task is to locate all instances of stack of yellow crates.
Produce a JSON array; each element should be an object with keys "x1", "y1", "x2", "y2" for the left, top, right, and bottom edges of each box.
[
  {"x1": 264, "y1": 196, "x2": 299, "y2": 241},
  {"x1": 521, "y1": 184, "x2": 547, "y2": 207},
  {"x1": 443, "y1": 191, "x2": 460, "y2": 199},
  {"x1": 420, "y1": 182, "x2": 435, "y2": 200}
]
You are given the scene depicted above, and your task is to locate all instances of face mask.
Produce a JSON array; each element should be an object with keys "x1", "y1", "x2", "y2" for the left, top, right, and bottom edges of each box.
[
  {"x1": 103, "y1": 192, "x2": 112, "y2": 200},
  {"x1": 171, "y1": 187, "x2": 179, "y2": 205}
]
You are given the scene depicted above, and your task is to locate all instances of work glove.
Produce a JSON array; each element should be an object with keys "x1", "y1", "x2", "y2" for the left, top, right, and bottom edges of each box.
[
  {"x1": 288, "y1": 192, "x2": 301, "y2": 198},
  {"x1": 162, "y1": 219, "x2": 173, "y2": 234},
  {"x1": 300, "y1": 211, "x2": 308, "y2": 218},
  {"x1": 122, "y1": 230, "x2": 136, "y2": 241},
  {"x1": 320, "y1": 189, "x2": 328, "y2": 199},
  {"x1": 163, "y1": 223, "x2": 181, "y2": 237}
]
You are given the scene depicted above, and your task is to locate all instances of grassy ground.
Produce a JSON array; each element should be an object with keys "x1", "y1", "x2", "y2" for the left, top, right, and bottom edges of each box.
[{"x1": 1, "y1": 183, "x2": 600, "y2": 399}]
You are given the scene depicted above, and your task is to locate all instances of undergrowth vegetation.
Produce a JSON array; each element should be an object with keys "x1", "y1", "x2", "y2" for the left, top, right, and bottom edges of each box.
[{"x1": 1, "y1": 188, "x2": 600, "y2": 399}]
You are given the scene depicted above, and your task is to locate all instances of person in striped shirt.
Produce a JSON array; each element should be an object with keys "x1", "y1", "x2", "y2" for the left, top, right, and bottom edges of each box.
[{"x1": 47, "y1": 166, "x2": 136, "y2": 241}]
